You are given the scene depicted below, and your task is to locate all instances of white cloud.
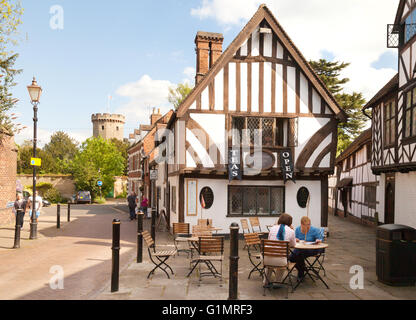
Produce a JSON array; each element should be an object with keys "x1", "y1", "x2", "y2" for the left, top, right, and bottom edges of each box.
[
  {"x1": 191, "y1": 0, "x2": 399, "y2": 101},
  {"x1": 115, "y1": 74, "x2": 174, "y2": 126},
  {"x1": 14, "y1": 126, "x2": 90, "y2": 148},
  {"x1": 183, "y1": 67, "x2": 196, "y2": 85},
  {"x1": 115, "y1": 68, "x2": 196, "y2": 127}
]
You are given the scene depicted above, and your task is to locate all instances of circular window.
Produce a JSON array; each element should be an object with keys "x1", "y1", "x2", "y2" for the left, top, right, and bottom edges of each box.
[
  {"x1": 297, "y1": 187, "x2": 310, "y2": 208},
  {"x1": 200, "y1": 187, "x2": 214, "y2": 209},
  {"x1": 245, "y1": 151, "x2": 275, "y2": 171}
]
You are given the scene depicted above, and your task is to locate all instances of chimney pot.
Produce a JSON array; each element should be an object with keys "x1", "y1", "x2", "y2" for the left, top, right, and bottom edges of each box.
[{"x1": 195, "y1": 31, "x2": 224, "y2": 84}]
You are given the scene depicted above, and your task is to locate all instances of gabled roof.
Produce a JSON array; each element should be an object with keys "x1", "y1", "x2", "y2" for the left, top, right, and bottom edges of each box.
[
  {"x1": 176, "y1": 4, "x2": 347, "y2": 122},
  {"x1": 336, "y1": 129, "x2": 371, "y2": 164},
  {"x1": 395, "y1": 0, "x2": 407, "y2": 25},
  {"x1": 362, "y1": 74, "x2": 398, "y2": 111}
]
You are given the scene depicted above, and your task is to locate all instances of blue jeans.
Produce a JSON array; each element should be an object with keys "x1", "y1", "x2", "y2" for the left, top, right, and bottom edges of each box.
[
  {"x1": 129, "y1": 206, "x2": 136, "y2": 219},
  {"x1": 289, "y1": 248, "x2": 324, "y2": 278}
]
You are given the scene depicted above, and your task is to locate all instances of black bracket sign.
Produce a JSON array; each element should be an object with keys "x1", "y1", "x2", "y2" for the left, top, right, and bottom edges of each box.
[
  {"x1": 228, "y1": 149, "x2": 242, "y2": 182},
  {"x1": 280, "y1": 149, "x2": 296, "y2": 183}
]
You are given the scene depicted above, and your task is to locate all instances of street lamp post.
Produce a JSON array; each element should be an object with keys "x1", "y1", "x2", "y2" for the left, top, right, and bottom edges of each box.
[{"x1": 27, "y1": 77, "x2": 42, "y2": 240}]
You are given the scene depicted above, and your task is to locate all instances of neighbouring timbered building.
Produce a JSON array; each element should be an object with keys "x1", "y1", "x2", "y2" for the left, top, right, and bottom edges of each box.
[
  {"x1": 162, "y1": 5, "x2": 347, "y2": 233},
  {"x1": 329, "y1": 129, "x2": 380, "y2": 226},
  {"x1": 364, "y1": 0, "x2": 416, "y2": 228}
]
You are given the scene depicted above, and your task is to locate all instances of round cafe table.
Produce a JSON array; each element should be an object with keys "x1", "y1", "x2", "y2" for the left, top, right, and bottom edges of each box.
[{"x1": 292, "y1": 242, "x2": 329, "y2": 290}]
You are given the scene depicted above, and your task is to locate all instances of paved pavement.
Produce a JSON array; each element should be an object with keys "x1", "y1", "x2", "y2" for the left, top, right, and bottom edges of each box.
[
  {"x1": 1, "y1": 202, "x2": 415, "y2": 300},
  {"x1": 0, "y1": 200, "x2": 139, "y2": 300},
  {"x1": 95, "y1": 214, "x2": 416, "y2": 300}
]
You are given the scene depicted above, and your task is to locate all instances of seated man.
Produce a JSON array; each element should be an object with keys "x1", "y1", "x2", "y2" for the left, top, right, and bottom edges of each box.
[{"x1": 289, "y1": 216, "x2": 324, "y2": 281}]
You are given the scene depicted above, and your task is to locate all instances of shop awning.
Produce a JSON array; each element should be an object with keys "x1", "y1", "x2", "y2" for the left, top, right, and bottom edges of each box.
[{"x1": 336, "y1": 177, "x2": 353, "y2": 188}]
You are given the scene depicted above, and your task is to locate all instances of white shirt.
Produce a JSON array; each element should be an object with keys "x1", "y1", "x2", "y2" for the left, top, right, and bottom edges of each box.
[
  {"x1": 28, "y1": 196, "x2": 43, "y2": 211},
  {"x1": 268, "y1": 224, "x2": 296, "y2": 248}
]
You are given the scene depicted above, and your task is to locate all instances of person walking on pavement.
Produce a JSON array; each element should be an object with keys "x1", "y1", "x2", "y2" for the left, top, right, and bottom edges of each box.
[
  {"x1": 140, "y1": 196, "x2": 149, "y2": 219},
  {"x1": 27, "y1": 191, "x2": 43, "y2": 222},
  {"x1": 13, "y1": 193, "x2": 27, "y2": 229},
  {"x1": 127, "y1": 192, "x2": 137, "y2": 221}
]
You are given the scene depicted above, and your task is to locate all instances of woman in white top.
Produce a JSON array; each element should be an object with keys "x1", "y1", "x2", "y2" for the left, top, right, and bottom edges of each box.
[{"x1": 264, "y1": 213, "x2": 296, "y2": 285}]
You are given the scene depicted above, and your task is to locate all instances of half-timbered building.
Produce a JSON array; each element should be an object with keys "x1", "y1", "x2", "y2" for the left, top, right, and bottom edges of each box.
[
  {"x1": 364, "y1": 0, "x2": 416, "y2": 228},
  {"x1": 164, "y1": 5, "x2": 346, "y2": 233},
  {"x1": 329, "y1": 129, "x2": 380, "y2": 226}
]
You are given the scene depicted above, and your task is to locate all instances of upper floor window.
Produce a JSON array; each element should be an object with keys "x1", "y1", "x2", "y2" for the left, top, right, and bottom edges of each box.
[
  {"x1": 232, "y1": 117, "x2": 285, "y2": 147},
  {"x1": 405, "y1": 87, "x2": 416, "y2": 140},
  {"x1": 384, "y1": 100, "x2": 396, "y2": 147},
  {"x1": 405, "y1": 9, "x2": 416, "y2": 43}
]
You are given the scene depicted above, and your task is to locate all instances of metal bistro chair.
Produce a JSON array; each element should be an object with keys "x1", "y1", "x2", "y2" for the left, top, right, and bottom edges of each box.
[
  {"x1": 244, "y1": 233, "x2": 264, "y2": 279},
  {"x1": 241, "y1": 219, "x2": 252, "y2": 250},
  {"x1": 249, "y1": 217, "x2": 268, "y2": 239},
  {"x1": 172, "y1": 222, "x2": 191, "y2": 256},
  {"x1": 189, "y1": 225, "x2": 213, "y2": 266},
  {"x1": 142, "y1": 231, "x2": 177, "y2": 279},
  {"x1": 261, "y1": 239, "x2": 296, "y2": 298},
  {"x1": 187, "y1": 236, "x2": 224, "y2": 287},
  {"x1": 306, "y1": 228, "x2": 327, "y2": 277}
]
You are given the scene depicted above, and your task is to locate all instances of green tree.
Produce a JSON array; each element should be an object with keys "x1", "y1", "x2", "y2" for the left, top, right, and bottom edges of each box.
[
  {"x1": 43, "y1": 131, "x2": 79, "y2": 173},
  {"x1": 310, "y1": 59, "x2": 367, "y2": 155},
  {"x1": 109, "y1": 138, "x2": 129, "y2": 175},
  {"x1": 70, "y1": 137, "x2": 124, "y2": 199},
  {"x1": 0, "y1": 1, "x2": 23, "y2": 135},
  {"x1": 17, "y1": 140, "x2": 55, "y2": 174},
  {"x1": 168, "y1": 82, "x2": 193, "y2": 110}
]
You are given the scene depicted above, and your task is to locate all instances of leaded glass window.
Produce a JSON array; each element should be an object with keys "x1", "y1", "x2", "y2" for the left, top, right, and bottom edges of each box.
[{"x1": 228, "y1": 186, "x2": 284, "y2": 216}]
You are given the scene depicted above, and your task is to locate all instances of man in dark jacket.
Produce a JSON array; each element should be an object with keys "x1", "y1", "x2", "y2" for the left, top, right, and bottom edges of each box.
[{"x1": 127, "y1": 192, "x2": 137, "y2": 221}]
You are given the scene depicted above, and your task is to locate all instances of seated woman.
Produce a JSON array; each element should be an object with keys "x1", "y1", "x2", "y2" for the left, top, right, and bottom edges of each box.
[
  {"x1": 289, "y1": 216, "x2": 324, "y2": 281},
  {"x1": 263, "y1": 213, "x2": 296, "y2": 286}
]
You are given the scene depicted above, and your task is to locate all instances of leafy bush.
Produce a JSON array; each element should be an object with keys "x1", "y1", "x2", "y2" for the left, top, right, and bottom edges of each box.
[
  {"x1": 116, "y1": 191, "x2": 127, "y2": 199},
  {"x1": 94, "y1": 197, "x2": 106, "y2": 204},
  {"x1": 43, "y1": 188, "x2": 63, "y2": 204},
  {"x1": 25, "y1": 182, "x2": 54, "y2": 197}
]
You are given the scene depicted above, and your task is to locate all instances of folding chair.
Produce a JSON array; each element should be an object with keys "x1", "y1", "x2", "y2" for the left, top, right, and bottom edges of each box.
[
  {"x1": 240, "y1": 219, "x2": 251, "y2": 234},
  {"x1": 172, "y1": 222, "x2": 191, "y2": 256},
  {"x1": 306, "y1": 228, "x2": 327, "y2": 277},
  {"x1": 261, "y1": 239, "x2": 296, "y2": 298},
  {"x1": 142, "y1": 231, "x2": 177, "y2": 279},
  {"x1": 198, "y1": 219, "x2": 213, "y2": 227},
  {"x1": 244, "y1": 233, "x2": 264, "y2": 279},
  {"x1": 187, "y1": 236, "x2": 224, "y2": 286},
  {"x1": 249, "y1": 217, "x2": 268, "y2": 238}
]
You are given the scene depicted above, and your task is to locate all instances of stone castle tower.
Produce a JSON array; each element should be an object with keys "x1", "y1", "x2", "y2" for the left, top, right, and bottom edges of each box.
[{"x1": 91, "y1": 113, "x2": 125, "y2": 141}]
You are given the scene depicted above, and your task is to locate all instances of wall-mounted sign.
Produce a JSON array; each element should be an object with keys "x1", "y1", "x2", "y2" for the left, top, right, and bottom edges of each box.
[
  {"x1": 200, "y1": 187, "x2": 214, "y2": 210},
  {"x1": 97, "y1": 181, "x2": 103, "y2": 187},
  {"x1": 280, "y1": 150, "x2": 295, "y2": 183},
  {"x1": 150, "y1": 170, "x2": 158, "y2": 180},
  {"x1": 297, "y1": 187, "x2": 310, "y2": 208},
  {"x1": 228, "y1": 149, "x2": 242, "y2": 182},
  {"x1": 186, "y1": 180, "x2": 198, "y2": 216}
]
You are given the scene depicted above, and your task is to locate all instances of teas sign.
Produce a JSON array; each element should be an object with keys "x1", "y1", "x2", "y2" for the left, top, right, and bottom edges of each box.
[
  {"x1": 228, "y1": 149, "x2": 242, "y2": 182},
  {"x1": 280, "y1": 150, "x2": 296, "y2": 183}
]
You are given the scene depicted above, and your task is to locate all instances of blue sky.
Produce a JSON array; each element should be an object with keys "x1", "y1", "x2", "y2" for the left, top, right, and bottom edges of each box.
[{"x1": 11, "y1": 0, "x2": 398, "y2": 146}]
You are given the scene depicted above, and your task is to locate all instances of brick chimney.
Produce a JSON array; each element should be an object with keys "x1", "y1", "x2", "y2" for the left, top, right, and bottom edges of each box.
[
  {"x1": 195, "y1": 31, "x2": 224, "y2": 84},
  {"x1": 150, "y1": 108, "x2": 162, "y2": 125}
]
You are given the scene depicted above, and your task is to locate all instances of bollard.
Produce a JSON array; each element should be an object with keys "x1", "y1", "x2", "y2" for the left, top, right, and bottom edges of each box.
[
  {"x1": 228, "y1": 222, "x2": 240, "y2": 300},
  {"x1": 67, "y1": 203, "x2": 71, "y2": 222},
  {"x1": 151, "y1": 208, "x2": 156, "y2": 242},
  {"x1": 13, "y1": 212, "x2": 23, "y2": 249},
  {"x1": 137, "y1": 211, "x2": 144, "y2": 263},
  {"x1": 111, "y1": 219, "x2": 121, "y2": 292},
  {"x1": 57, "y1": 204, "x2": 61, "y2": 229}
]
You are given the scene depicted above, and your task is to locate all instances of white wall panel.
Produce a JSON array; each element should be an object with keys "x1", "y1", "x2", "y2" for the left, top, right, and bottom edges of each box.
[
  {"x1": 264, "y1": 62, "x2": 272, "y2": 113},
  {"x1": 241, "y1": 63, "x2": 248, "y2": 112},
  {"x1": 300, "y1": 73, "x2": 308, "y2": 114},
  {"x1": 287, "y1": 66, "x2": 296, "y2": 113},
  {"x1": 215, "y1": 69, "x2": 224, "y2": 111},
  {"x1": 251, "y1": 62, "x2": 259, "y2": 112},
  {"x1": 229, "y1": 63, "x2": 237, "y2": 111},
  {"x1": 276, "y1": 64, "x2": 283, "y2": 113}
]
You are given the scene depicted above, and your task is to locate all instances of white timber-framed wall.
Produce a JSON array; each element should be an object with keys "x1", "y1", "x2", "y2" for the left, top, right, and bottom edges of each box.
[{"x1": 165, "y1": 5, "x2": 347, "y2": 234}]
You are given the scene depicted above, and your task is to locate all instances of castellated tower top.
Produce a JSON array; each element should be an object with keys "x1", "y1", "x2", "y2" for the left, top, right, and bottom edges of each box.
[{"x1": 91, "y1": 113, "x2": 126, "y2": 141}]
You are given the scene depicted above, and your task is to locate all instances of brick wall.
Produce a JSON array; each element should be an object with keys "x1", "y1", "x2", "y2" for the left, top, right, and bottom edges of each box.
[{"x1": 0, "y1": 134, "x2": 17, "y2": 226}]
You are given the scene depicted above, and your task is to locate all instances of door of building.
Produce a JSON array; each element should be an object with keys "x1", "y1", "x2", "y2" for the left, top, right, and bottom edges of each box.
[{"x1": 385, "y1": 174, "x2": 395, "y2": 225}]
